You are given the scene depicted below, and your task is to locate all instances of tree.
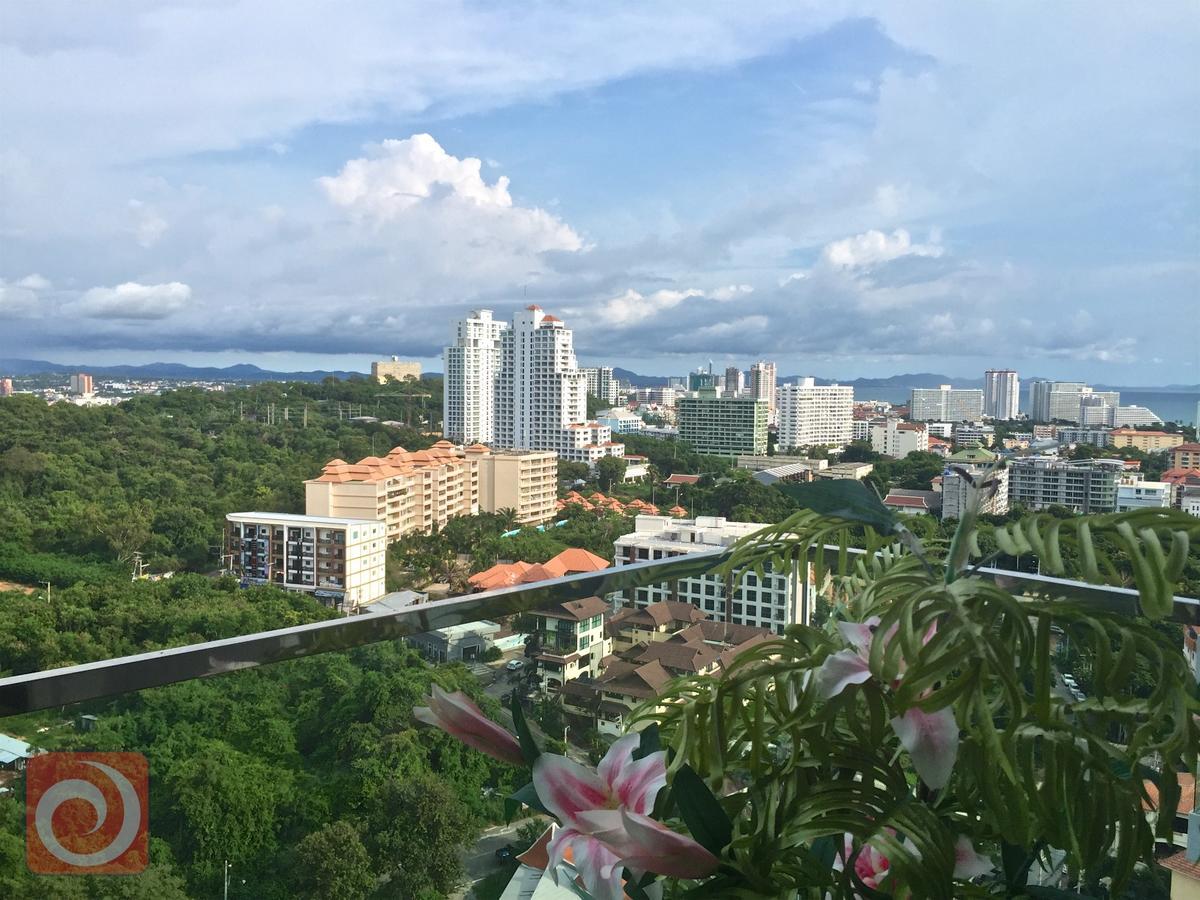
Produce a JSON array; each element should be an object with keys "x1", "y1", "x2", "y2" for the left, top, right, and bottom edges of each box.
[
  {"x1": 558, "y1": 460, "x2": 590, "y2": 484},
  {"x1": 839, "y1": 440, "x2": 880, "y2": 463},
  {"x1": 595, "y1": 455, "x2": 627, "y2": 490},
  {"x1": 366, "y1": 774, "x2": 475, "y2": 898},
  {"x1": 290, "y1": 822, "x2": 377, "y2": 900}
]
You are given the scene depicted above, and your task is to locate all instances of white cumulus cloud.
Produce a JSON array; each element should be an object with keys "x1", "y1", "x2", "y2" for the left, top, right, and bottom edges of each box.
[
  {"x1": 318, "y1": 134, "x2": 582, "y2": 253},
  {"x1": 710, "y1": 284, "x2": 754, "y2": 302},
  {"x1": 74, "y1": 281, "x2": 192, "y2": 320},
  {"x1": 597, "y1": 288, "x2": 704, "y2": 327},
  {"x1": 820, "y1": 228, "x2": 943, "y2": 269},
  {"x1": 17, "y1": 273, "x2": 51, "y2": 290}
]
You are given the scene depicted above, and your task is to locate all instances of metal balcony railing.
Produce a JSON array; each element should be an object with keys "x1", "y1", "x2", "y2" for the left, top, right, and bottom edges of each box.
[{"x1": 0, "y1": 547, "x2": 1196, "y2": 718}]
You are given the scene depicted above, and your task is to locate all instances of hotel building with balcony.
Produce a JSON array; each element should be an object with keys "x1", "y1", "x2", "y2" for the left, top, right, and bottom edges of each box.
[
  {"x1": 1007, "y1": 457, "x2": 1122, "y2": 513},
  {"x1": 225, "y1": 512, "x2": 386, "y2": 611},
  {"x1": 611, "y1": 515, "x2": 815, "y2": 633},
  {"x1": 305, "y1": 441, "x2": 556, "y2": 542},
  {"x1": 776, "y1": 377, "x2": 853, "y2": 451},
  {"x1": 677, "y1": 389, "x2": 768, "y2": 457}
]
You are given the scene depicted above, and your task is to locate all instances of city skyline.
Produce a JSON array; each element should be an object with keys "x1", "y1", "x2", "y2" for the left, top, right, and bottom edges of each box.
[{"x1": 1, "y1": 6, "x2": 1197, "y2": 383}]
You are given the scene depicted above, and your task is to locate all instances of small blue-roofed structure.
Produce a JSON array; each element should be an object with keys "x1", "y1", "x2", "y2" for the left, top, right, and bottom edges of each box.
[{"x1": 0, "y1": 734, "x2": 34, "y2": 771}]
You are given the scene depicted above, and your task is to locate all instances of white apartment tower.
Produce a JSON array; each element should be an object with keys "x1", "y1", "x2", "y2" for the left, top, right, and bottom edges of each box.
[
  {"x1": 909, "y1": 385, "x2": 984, "y2": 422},
  {"x1": 581, "y1": 366, "x2": 619, "y2": 405},
  {"x1": 492, "y1": 306, "x2": 625, "y2": 465},
  {"x1": 443, "y1": 309, "x2": 505, "y2": 444},
  {"x1": 983, "y1": 370, "x2": 1020, "y2": 420},
  {"x1": 749, "y1": 361, "x2": 777, "y2": 416},
  {"x1": 777, "y1": 377, "x2": 854, "y2": 451}
]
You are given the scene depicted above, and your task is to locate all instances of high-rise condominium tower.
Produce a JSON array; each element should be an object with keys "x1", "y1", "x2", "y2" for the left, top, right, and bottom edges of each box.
[
  {"x1": 909, "y1": 385, "x2": 984, "y2": 422},
  {"x1": 443, "y1": 309, "x2": 505, "y2": 444},
  {"x1": 983, "y1": 369, "x2": 1020, "y2": 420},
  {"x1": 776, "y1": 378, "x2": 854, "y2": 451},
  {"x1": 749, "y1": 362, "x2": 777, "y2": 414},
  {"x1": 447, "y1": 306, "x2": 624, "y2": 464}
]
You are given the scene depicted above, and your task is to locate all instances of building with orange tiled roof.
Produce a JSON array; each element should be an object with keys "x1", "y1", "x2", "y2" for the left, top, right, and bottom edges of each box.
[{"x1": 305, "y1": 442, "x2": 556, "y2": 543}]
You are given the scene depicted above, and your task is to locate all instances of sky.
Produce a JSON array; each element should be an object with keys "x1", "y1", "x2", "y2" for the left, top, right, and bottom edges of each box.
[{"x1": 1, "y1": 2, "x2": 1198, "y2": 384}]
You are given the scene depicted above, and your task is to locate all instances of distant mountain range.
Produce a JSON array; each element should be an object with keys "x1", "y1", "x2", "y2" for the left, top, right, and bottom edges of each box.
[
  {"x1": 4, "y1": 358, "x2": 1196, "y2": 393},
  {"x1": 0, "y1": 358, "x2": 363, "y2": 382}
]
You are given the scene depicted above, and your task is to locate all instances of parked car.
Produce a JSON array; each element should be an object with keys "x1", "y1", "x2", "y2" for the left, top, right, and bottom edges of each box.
[
  {"x1": 505, "y1": 658, "x2": 525, "y2": 671},
  {"x1": 494, "y1": 844, "x2": 518, "y2": 862}
]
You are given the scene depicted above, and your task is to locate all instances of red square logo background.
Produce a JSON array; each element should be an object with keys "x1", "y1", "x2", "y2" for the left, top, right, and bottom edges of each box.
[{"x1": 26, "y1": 752, "x2": 149, "y2": 875}]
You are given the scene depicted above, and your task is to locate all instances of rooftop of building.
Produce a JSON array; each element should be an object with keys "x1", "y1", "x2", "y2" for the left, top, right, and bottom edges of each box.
[
  {"x1": 1174, "y1": 442, "x2": 1200, "y2": 452},
  {"x1": 662, "y1": 473, "x2": 702, "y2": 485},
  {"x1": 227, "y1": 511, "x2": 383, "y2": 527},
  {"x1": 468, "y1": 548, "x2": 611, "y2": 592},
  {"x1": 536, "y1": 594, "x2": 609, "y2": 622}
]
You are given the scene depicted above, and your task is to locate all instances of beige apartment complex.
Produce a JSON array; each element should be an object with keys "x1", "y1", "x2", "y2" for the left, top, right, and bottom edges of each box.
[
  {"x1": 1107, "y1": 429, "x2": 1185, "y2": 452},
  {"x1": 371, "y1": 357, "x2": 422, "y2": 384},
  {"x1": 305, "y1": 441, "x2": 557, "y2": 542},
  {"x1": 475, "y1": 448, "x2": 558, "y2": 525}
]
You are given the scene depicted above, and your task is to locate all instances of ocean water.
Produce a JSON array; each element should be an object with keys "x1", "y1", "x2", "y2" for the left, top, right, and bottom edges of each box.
[{"x1": 854, "y1": 387, "x2": 1200, "y2": 425}]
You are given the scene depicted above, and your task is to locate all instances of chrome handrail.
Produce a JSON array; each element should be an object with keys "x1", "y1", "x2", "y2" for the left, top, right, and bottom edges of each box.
[{"x1": 0, "y1": 548, "x2": 1195, "y2": 716}]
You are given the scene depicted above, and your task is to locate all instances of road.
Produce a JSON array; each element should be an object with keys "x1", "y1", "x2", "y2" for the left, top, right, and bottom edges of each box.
[{"x1": 450, "y1": 816, "x2": 546, "y2": 900}]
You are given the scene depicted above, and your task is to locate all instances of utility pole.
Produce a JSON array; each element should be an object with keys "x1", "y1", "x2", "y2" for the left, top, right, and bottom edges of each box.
[
  {"x1": 223, "y1": 860, "x2": 231, "y2": 900},
  {"x1": 40, "y1": 581, "x2": 51, "y2": 603}
]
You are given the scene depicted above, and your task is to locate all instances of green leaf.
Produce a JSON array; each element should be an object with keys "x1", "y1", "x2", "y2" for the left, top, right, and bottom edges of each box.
[
  {"x1": 504, "y1": 781, "x2": 546, "y2": 821},
  {"x1": 510, "y1": 689, "x2": 540, "y2": 765},
  {"x1": 672, "y1": 763, "x2": 733, "y2": 857},
  {"x1": 775, "y1": 479, "x2": 897, "y2": 533},
  {"x1": 634, "y1": 723, "x2": 661, "y2": 760}
]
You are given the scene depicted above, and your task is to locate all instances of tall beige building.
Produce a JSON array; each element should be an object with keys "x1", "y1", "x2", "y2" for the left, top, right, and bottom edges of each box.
[
  {"x1": 371, "y1": 357, "x2": 421, "y2": 384},
  {"x1": 470, "y1": 446, "x2": 558, "y2": 525},
  {"x1": 305, "y1": 441, "x2": 557, "y2": 542}
]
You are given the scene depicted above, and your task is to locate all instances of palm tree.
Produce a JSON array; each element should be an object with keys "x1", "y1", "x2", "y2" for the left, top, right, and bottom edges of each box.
[{"x1": 496, "y1": 507, "x2": 519, "y2": 532}]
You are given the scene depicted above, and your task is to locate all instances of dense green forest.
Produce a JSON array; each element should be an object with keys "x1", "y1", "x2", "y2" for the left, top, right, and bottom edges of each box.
[
  {"x1": 0, "y1": 379, "x2": 440, "y2": 579},
  {"x1": 0, "y1": 576, "x2": 519, "y2": 899}
]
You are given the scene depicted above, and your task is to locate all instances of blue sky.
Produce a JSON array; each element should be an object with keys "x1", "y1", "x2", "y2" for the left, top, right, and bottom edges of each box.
[{"x1": 1, "y1": 3, "x2": 1197, "y2": 383}]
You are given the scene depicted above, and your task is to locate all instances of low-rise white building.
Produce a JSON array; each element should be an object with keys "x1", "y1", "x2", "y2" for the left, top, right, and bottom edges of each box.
[
  {"x1": 1116, "y1": 479, "x2": 1173, "y2": 512},
  {"x1": 225, "y1": 512, "x2": 386, "y2": 611},
  {"x1": 612, "y1": 515, "x2": 814, "y2": 633},
  {"x1": 869, "y1": 419, "x2": 929, "y2": 458},
  {"x1": 596, "y1": 407, "x2": 645, "y2": 434}
]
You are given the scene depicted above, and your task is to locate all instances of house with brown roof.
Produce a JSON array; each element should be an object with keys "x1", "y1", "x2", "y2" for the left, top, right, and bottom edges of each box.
[
  {"x1": 529, "y1": 595, "x2": 612, "y2": 689},
  {"x1": 560, "y1": 601, "x2": 774, "y2": 735},
  {"x1": 606, "y1": 601, "x2": 707, "y2": 653}
]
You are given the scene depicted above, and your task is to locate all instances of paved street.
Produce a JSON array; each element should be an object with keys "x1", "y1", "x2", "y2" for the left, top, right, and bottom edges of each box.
[{"x1": 450, "y1": 816, "x2": 546, "y2": 900}]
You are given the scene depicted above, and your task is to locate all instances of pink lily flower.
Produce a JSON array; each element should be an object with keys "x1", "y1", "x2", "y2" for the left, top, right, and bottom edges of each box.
[
  {"x1": 889, "y1": 706, "x2": 959, "y2": 790},
  {"x1": 818, "y1": 616, "x2": 957, "y2": 789},
  {"x1": 832, "y1": 833, "x2": 892, "y2": 894},
  {"x1": 413, "y1": 683, "x2": 525, "y2": 766},
  {"x1": 537, "y1": 734, "x2": 719, "y2": 898},
  {"x1": 815, "y1": 617, "x2": 882, "y2": 699}
]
